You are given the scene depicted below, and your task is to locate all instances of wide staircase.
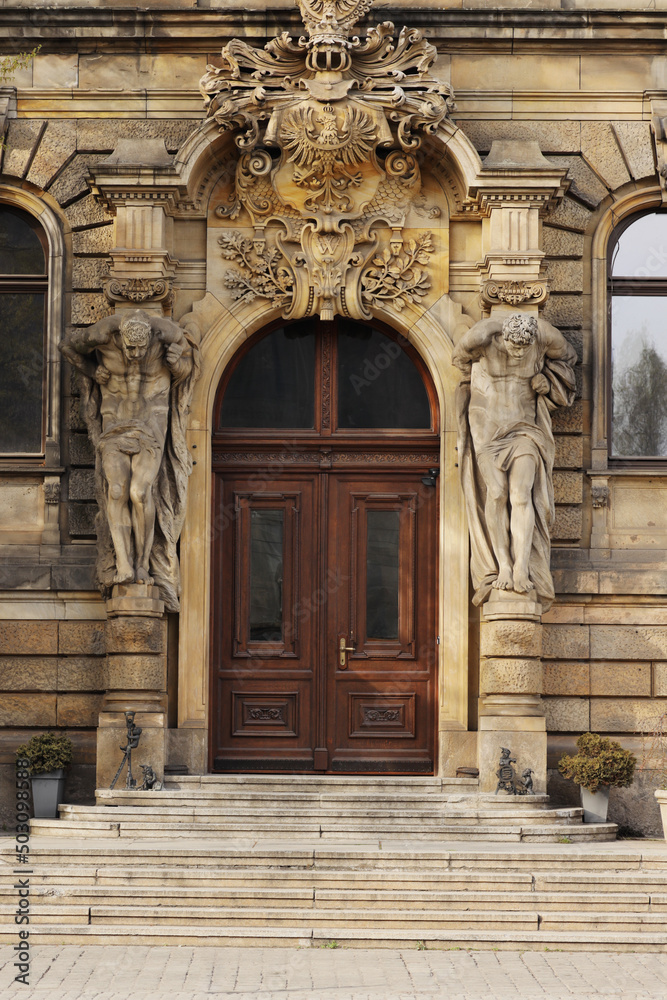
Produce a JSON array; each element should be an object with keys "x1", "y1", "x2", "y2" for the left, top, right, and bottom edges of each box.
[{"x1": 1, "y1": 775, "x2": 666, "y2": 951}]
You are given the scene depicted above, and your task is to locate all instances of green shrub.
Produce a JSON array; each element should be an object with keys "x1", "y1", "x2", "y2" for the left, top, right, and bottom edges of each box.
[
  {"x1": 558, "y1": 733, "x2": 636, "y2": 794},
  {"x1": 16, "y1": 732, "x2": 73, "y2": 775}
]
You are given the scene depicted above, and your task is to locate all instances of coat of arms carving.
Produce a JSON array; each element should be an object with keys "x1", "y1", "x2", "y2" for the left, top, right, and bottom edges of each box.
[{"x1": 200, "y1": 0, "x2": 454, "y2": 321}]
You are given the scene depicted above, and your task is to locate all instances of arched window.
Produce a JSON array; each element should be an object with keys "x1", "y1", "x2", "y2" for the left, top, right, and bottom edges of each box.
[
  {"x1": 609, "y1": 210, "x2": 667, "y2": 460},
  {"x1": 0, "y1": 204, "x2": 48, "y2": 455}
]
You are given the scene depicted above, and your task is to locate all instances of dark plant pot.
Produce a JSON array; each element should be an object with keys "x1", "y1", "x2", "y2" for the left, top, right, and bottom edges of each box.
[
  {"x1": 31, "y1": 769, "x2": 66, "y2": 819},
  {"x1": 580, "y1": 785, "x2": 610, "y2": 823}
]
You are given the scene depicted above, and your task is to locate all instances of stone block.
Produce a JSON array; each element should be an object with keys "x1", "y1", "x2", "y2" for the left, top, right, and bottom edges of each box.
[
  {"x1": 480, "y1": 657, "x2": 543, "y2": 695},
  {"x1": 590, "y1": 662, "x2": 651, "y2": 697},
  {"x1": 478, "y1": 729, "x2": 547, "y2": 795},
  {"x1": 0, "y1": 622, "x2": 58, "y2": 656},
  {"x1": 436, "y1": 730, "x2": 478, "y2": 777},
  {"x1": 65, "y1": 193, "x2": 108, "y2": 229},
  {"x1": 461, "y1": 119, "x2": 581, "y2": 155},
  {"x1": 68, "y1": 433, "x2": 94, "y2": 467},
  {"x1": 76, "y1": 119, "x2": 195, "y2": 155},
  {"x1": 480, "y1": 620, "x2": 542, "y2": 658},
  {"x1": 58, "y1": 656, "x2": 105, "y2": 692},
  {"x1": 581, "y1": 122, "x2": 631, "y2": 191},
  {"x1": 552, "y1": 400, "x2": 584, "y2": 434},
  {"x1": 71, "y1": 293, "x2": 113, "y2": 326},
  {"x1": 49, "y1": 154, "x2": 106, "y2": 206},
  {"x1": 96, "y1": 720, "x2": 165, "y2": 790},
  {"x1": 27, "y1": 120, "x2": 77, "y2": 190},
  {"x1": 591, "y1": 698, "x2": 667, "y2": 733},
  {"x1": 542, "y1": 624, "x2": 590, "y2": 660},
  {"x1": 0, "y1": 657, "x2": 57, "y2": 692},
  {"x1": 1, "y1": 120, "x2": 44, "y2": 179},
  {"x1": 544, "y1": 196, "x2": 592, "y2": 233},
  {"x1": 554, "y1": 435, "x2": 583, "y2": 469},
  {"x1": 543, "y1": 259, "x2": 583, "y2": 294},
  {"x1": 542, "y1": 227, "x2": 584, "y2": 258},
  {"x1": 59, "y1": 621, "x2": 105, "y2": 657},
  {"x1": 0, "y1": 565, "x2": 51, "y2": 590},
  {"x1": 166, "y1": 728, "x2": 207, "y2": 775},
  {"x1": 67, "y1": 503, "x2": 97, "y2": 537},
  {"x1": 654, "y1": 663, "x2": 667, "y2": 697},
  {"x1": 71, "y1": 226, "x2": 114, "y2": 254},
  {"x1": 590, "y1": 625, "x2": 667, "y2": 660},
  {"x1": 57, "y1": 693, "x2": 104, "y2": 728},
  {"x1": 542, "y1": 294, "x2": 583, "y2": 329},
  {"x1": 105, "y1": 618, "x2": 167, "y2": 655},
  {"x1": 68, "y1": 469, "x2": 96, "y2": 502},
  {"x1": 553, "y1": 472, "x2": 583, "y2": 505},
  {"x1": 51, "y1": 562, "x2": 97, "y2": 592},
  {"x1": 543, "y1": 661, "x2": 590, "y2": 696},
  {"x1": 552, "y1": 505, "x2": 583, "y2": 542},
  {"x1": 613, "y1": 122, "x2": 656, "y2": 182},
  {"x1": 0, "y1": 694, "x2": 56, "y2": 727},
  {"x1": 72, "y1": 257, "x2": 108, "y2": 292},
  {"x1": 106, "y1": 653, "x2": 167, "y2": 692},
  {"x1": 68, "y1": 397, "x2": 87, "y2": 432},
  {"x1": 33, "y1": 53, "x2": 78, "y2": 89},
  {"x1": 544, "y1": 696, "x2": 590, "y2": 732},
  {"x1": 548, "y1": 155, "x2": 609, "y2": 209}
]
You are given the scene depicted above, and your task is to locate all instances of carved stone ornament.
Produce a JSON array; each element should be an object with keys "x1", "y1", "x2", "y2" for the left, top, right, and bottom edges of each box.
[
  {"x1": 591, "y1": 484, "x2": 610, "y2": 509},
  {"x1": 200, "y1": 0, "x2": 453, "y2": 321},
  {"x1": 481, "y1": 280, "x2": 549, "y2": 309},
  {"x1": 43, "y1": 482, "x2": 61, "y2": 505},
  {"x1": 104, "y1": 276, "x2": 174, "y2": 310}
]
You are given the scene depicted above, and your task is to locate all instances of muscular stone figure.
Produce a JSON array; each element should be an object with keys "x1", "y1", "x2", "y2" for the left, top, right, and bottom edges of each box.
[
  {"x1": 60, "y1": 309, "x2": 200, "y2": 609},
  {"x1": 452, "y1": 313, "x2": 576, "y2": 610}
]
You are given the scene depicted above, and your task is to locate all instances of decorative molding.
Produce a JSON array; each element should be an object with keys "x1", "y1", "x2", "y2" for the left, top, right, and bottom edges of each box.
[
  {"x1": 200, "y1": 0, "x2": 453, "y2": 321},
  {"x1": 213, "y1": 450, "x2": 438, "y2": 466},
  {"x1": 248, "y1": 707, "x2": 285, "y2": 721},
  {"x1": 43, "y1": 482, "x2": 61, "y2": 505},
  {"x1": 364, "y1": 708, "x2": 401, "y2": 723},
  {"x1": 481, "y1": 279, "x2": 549, "y2": 309},
  {"x1": 104, "y1": 276, "x2": 174, "y2": 309}
]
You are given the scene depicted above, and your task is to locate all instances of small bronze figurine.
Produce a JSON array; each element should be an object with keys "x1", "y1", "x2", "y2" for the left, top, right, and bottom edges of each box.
[
  {"x1": 138, "y1": 764, "x2": 163, "y2": 792},
  {"x1": 109, "y1": 711, "x2": 143, "y2": 790}
]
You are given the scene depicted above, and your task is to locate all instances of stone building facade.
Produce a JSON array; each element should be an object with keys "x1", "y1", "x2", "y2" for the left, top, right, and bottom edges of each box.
[{"x1": 1, "y1": 0, "x2": 667, "y2": 835}]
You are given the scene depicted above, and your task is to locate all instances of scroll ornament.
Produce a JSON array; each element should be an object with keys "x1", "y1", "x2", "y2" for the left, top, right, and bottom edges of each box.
[{"x1": 200, "y1": 0, "x2": 453, "y2": 321}]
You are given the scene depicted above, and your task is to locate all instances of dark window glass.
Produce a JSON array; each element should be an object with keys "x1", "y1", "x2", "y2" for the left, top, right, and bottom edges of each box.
[
  {"x1": 0, "y1": 207, "x2": 46, "y2": 275},
  {"x1": 366, "y1": 510, "x2": 400, "y2": 640},
  {"x1": 337, "y1": 322, "x2": 431, "y2": 429},
  {"x1": 220, "y1": 325, "x2": 315, "y2": 428},
  {"x1": 0, "y1": 292, "x2": 44, "y2": 453},
  {"x1": 249, "y1": 509, "x2": 284, "y2": 642}
]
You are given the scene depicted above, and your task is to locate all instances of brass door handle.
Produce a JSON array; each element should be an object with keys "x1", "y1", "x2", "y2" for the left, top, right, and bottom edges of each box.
[{"x1": 339, "y1": 636, "x2": 355, "y2": 669}]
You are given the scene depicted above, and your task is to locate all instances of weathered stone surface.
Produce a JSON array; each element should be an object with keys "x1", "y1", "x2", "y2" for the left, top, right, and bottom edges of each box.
[
  {"x1": 542, "y1": 294, "x2": 583, "y2": 329},
  {"x1": 0, "y1": 657, "x2": 57, "y2": 692},
  {"x1": 544, "y1": 197, "x2": 591, "y2": 233},
  {"x1": 612, "y1": 122, "x2": 656, "y2": 181},
  {"x1": 552, "y1": 505, "x2": 583, "y2": 542},
  {"x1": 0, "y1": 565, "x2": 51, "y2": 590},
  {"x1": 49, "y1": 154, "x2": 106, "y2": 206},
  {"x1": 51, "y1": 562, "x2": 97, "y2": 592},
  {"x1": 68, "y1": 398, "x2": 87, "y2": 432},
  {"x1": 590, "y1": 661, "x2": 651, "y2": 697},
  {"x1": 544, "y1": 259, "x2": 583, "y2": 293},
  {"x1": 76, "y1": 119, "x2": 195, "y2": 154},
  {"x1": 65, "y1": 193, "x2": 109, "y2": 229},
  {"x1": 71, "y1": 226, "x2": 114, "y2": 254},
  {"x1": 561, "y1": 329, "x2": 583, "y2": 363},
  {"x1": 72, "y1": 257, "x2": 108, "y2": 291},
  {"x1": 27, "y1": 120, "x2": 77, "y2": 190},
  {"x1": 480, "y1": 657, "x2": 543, "y2": 695},
  {"x1": 105, "y1": 618, "x2": 167, "y2": 655},
  {"x1": 461, "y1": 120, "x2": 580, "y2": 155},
  {"x1": 542, "y1": 227, "x2": 584, "y2": 258},
  {"x1": 68, "y1": 433, "x2": 94, "y2": 467},
  {"x1": 542, "y1": 623, "x2": 590, "y2": 660},
  {"x1": 543, "y1": 661, "x2": 589, "y2": 696},
  {"x1": 57, "y1": 693, "x2": 104, "y2": 728},
  {"x1": 552, "y1": 399, "x2": 584, "y2": 434},
  {"x1": 654, "y1": 662, "x2": 667, "y2": 697},
  {"x1": 581, "y1": 122, "x2": 631, "y2": 191},
  {"x1": 69, "y1": 469, "x2": 96, "y2": 501},
  {"x1": 1, "y1": 120, "x2": 44, "y2": 179},
  {"x1": 553, "y1": 471, "x2": 583, "y2": 505},
  {"x1": 59, "y1": 622, "x2": 105, "y2": 657},
  {"x1": 548, "y1": 155, "x2": 609, "y2": 209},
  {"x1": 58, "y1": 656, "x2": 105, "y2": 692},
  {"x1": 0, "y1": 694, "x2": 56, "y2": 727},
  {"x1": 71, "y1": 293, "x2": 113, "y2": 326},
  {"x1": 480, "y1": 620, "x2": 542, "y2": 658},
  {"x1": 68, "y1": 503, "x2": 98, "y2": 537},
  {"x1": 0, "y1": 622, "x2": 58, "y2": 656},
  {"x1": 106, "y1": 653, "x2": 167, "y2": 692},
  {"x1": 590, "y1": 625, "x2": 667, "y2": 661},
  {"x1": 554, "y1": 435, "x2": 583, "y2": 469},
  {"x1": 544, "y1": 696, "x2": 589, "y2": 732},
  {"x1": 33, "y1": 53, "x2": 78, "y2": 89},
  {"x1": 591, "y1": 697, "x2": 667, "y2": 733}
]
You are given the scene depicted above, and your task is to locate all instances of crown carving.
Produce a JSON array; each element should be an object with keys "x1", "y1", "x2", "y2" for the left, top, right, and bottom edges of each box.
[{"x1": 200, "y1": 0, "x2": 453, "y2": 321}]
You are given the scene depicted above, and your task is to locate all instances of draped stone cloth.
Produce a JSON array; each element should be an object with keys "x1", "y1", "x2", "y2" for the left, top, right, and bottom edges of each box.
[{"x1": 455, "y1": 321, "x2": 577, "y2": 611}]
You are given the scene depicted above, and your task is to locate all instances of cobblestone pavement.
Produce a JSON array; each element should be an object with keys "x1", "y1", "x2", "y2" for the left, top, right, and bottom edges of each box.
[{"x1": 1, "y1": 946, "x2": 667, "y2": 1000}]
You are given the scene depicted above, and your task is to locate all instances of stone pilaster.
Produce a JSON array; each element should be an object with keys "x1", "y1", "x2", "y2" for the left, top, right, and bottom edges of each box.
[
  {"x1": 96, "y1": 583, "x2": 167, "y2": 790},
  {"x1": 478, "y1": 592, "x2": 546, "y2": 794}
]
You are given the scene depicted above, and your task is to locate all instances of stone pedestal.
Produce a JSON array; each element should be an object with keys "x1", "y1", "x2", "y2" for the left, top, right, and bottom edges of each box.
[
  {"x1": 478, "y1": 592, "x2": 547, "y2": 794},
  {"x1": 96, "y1": 584, "x2": 168, "y2": 790}
]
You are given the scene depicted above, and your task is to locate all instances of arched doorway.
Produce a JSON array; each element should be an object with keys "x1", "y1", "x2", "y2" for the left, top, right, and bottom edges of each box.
[{"x1": 210, "y1": 317, "x2": 440, "y2": 773}]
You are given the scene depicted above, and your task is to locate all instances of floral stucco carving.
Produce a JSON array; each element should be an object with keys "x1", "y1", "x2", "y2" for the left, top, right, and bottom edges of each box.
[{"x1": 200, "y1": 0, "x2": 453, "y2": 321}]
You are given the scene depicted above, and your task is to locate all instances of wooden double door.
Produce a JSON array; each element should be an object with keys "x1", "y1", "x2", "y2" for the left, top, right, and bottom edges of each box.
[{"x1": 211, "y1": 466, "x2": 438, "y2": 773}]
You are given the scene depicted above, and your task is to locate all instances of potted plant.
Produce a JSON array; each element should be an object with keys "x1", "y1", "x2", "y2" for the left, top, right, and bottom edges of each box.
[
  {"x1": 16, "y1": 732, "x2": 73, "y2": 819},
  {"x1": 558, "y1": 732, "x2": 636, "y2": 823}
]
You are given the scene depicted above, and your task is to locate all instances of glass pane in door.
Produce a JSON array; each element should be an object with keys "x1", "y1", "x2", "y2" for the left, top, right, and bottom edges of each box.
[
  {"x1": 366, "y1": 509, "x2": 400, "y2": 640},
  {"x1": 249, "y1": 509, "x2": 284, "y2": 641}
]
